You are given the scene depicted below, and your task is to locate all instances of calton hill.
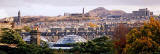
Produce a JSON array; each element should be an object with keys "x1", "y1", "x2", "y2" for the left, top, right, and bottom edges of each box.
[{"x1": 0, "y1": 17, "x2": 160, "y2": 54}]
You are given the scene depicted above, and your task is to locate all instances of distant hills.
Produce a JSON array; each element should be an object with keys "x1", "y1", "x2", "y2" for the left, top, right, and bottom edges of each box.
[{"x1": 87, "y1": 7, "x2": 126, "y2": 17}]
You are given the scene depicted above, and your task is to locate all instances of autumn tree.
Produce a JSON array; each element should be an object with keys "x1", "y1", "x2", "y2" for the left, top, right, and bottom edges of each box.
[
  {"x1": 88, "y1": 22, "x2": 98, "y2": 27},
  {"x1": 113, "y1": 23, "x2": 129, "y2": 54},
  {"x1": 124, "y1": 36, "x2": 159, "y2": 54},
  {"x1": 124, "y1": 17, "x2": 160, "y2": 54}
]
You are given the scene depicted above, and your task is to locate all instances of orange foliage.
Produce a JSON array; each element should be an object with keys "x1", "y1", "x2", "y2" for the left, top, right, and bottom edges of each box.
[
  {"x1": 88, "y1": 22, "x2": 98, "y2": 27},
  {"x1": 124, "y1": 17, "x2": 160, "y2": 54}
]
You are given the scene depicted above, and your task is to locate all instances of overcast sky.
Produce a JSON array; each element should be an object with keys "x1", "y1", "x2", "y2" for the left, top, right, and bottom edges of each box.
[{"x1": 0, "y1": 0, "x2": 160, "y2": 18}]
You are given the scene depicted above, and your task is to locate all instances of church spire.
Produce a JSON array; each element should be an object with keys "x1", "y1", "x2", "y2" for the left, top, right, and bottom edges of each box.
[
  {"x1": 17, "y1": 10, "x2": 21, "y2": 25},
  {"x1": 82, "y1": 8, "x2": 85, "y2": 17},
  {"x1": 18, "y1": 10, "x2": 20, "y2": 16},
  {"x1": 82, "y1": 8, "x2": 84, "y2": 14}
]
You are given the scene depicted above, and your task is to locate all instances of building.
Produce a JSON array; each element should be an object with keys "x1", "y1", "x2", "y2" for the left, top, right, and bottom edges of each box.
[
  {"x1": 70, "y1": 13, "x2": 83, "y2": 17},
  {"x1": 30, "y1": 30, "x2": 41, "y2": 45},
  {"x1": 56, "y1": 35, "x2": 87, "y2": 44},
  {"x1": 132, "y1": 8, "x2": 153, "y2": 17},
  {"x1": 64, "y1": 13, "x2": 71, "y2": 17},
  {"x1": 50, "y1": 35, "x2": 87, "y2": 49},
  {"x1": 107, "y1": 15, "x2": 122, "y2": 18},
  {"x1": 64, "y1": 8, "x2": 88, "y2": 17},
  {"x1": 0, "y1": 21, "x2": 12, "y2": 29},
  {"x1": 0, "y1": 21, "x2": 13, "y2": 34},
  {"x1": 13, "y1": 10, "x2": 21, "y2": 25}
]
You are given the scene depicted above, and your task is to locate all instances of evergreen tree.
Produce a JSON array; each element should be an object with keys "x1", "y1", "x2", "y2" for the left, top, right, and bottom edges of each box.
[
  {"x1": 72, "y1": 36, "x2": 114, "y2": 54},
  {"x1": 22, "y1": 26, "x2": 31, "y2": 32},
  {"x1": 0, "y1": 28, "x2": 25, "y2": 44}
]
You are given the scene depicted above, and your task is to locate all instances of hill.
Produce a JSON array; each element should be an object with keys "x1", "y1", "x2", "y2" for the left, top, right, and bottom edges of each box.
[
  {"x1": 87, "y1": 7, "x2": 110, "y2": 17},
  {"x1": 87, "y1": 7, "x2": 127, "y2": 17},
  {"x1": 110, "y1": 10, "x2": 126, "y2": 15}
]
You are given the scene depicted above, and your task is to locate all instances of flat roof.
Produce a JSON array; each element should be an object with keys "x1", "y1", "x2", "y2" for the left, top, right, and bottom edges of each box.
[{"x1": 49, "y1": 47, "x2": 73, "y2": 49}]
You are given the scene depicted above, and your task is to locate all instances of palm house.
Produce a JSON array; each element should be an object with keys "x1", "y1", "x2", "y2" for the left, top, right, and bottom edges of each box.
[{"x1": 56, "y1": 35, "x2": 87, "y2": 44}]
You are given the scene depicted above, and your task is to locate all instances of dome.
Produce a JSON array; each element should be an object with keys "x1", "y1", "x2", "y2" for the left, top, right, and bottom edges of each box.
[{"x1": 56, "y1": 35, "x2": 87, "y2": 44}]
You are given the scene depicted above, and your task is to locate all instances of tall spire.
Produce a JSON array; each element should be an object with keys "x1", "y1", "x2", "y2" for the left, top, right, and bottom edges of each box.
[
  {"x1": 18, "y1": 10, "x2": 20, "y2": 17},
  {"x1": 82, "y1": 8, "x2": 85, "y2": 17},
  {"x1": 83, "y1": 8, "x2": 84, "y2": 14},
  {"x1": 18, "y1": 10, "x2": 21, "y2": 25}
]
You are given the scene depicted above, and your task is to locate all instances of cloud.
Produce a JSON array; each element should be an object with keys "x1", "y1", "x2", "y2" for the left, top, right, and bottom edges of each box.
[{"x1": 0, "y1": 0, "x2": 160, "y2": 7}]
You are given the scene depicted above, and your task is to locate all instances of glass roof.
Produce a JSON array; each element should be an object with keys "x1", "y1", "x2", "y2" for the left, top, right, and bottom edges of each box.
[{"x1": 56, "y1": 35, "x2": 87, "y2": 44}]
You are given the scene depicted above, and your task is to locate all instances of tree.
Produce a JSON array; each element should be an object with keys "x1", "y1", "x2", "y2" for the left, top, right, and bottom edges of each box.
[
  {"x1": 72, "y1": 36, "x2": 114, "y2": 54},
  {"x1": 0, "y1": 28, "x2": 25, "y2": 44},
  {"x1": 16, "y1": 44, "x2": 54, "y2": 54},
  {"x1": 0, "y1": 43, "x2": 54, "y2": 54},
  {"x1": 124, "y1": 17, "x2": 160, "y2": 54},
  {"x1": 88, "y1": 22, "x2": 98, "y2": 27},
  {"x1": 0, "y1": 28, "x2": 54, "y2": 54},
  {"x1": 124, "y1": 36, "x2": 159, "y2": 54},
  {"x1": 113, "y1": 23, "x2": 129, "y2": 54},
  {"x1": 143, "y1": 17, "x2": 160, "y2": 44},
  {"x1": 22, "y1": 26, "x2": 31, "y2": 32}
]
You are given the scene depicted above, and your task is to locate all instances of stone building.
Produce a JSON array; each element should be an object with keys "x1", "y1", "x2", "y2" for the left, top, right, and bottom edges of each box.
[
  {"x1": 13, "y1": 10, "x2": 21, "y2": 25},
  {"x1": 30, "y1": 30, "x2": 41, "y2": 45},
  {"x1": 132, "y1": 8, "x2": 153, "y2": 18}
]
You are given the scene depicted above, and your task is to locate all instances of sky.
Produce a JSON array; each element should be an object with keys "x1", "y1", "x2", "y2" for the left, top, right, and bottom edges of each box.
[{"x1": 0, "y1": 0, "x2": 160, "y2": 18}]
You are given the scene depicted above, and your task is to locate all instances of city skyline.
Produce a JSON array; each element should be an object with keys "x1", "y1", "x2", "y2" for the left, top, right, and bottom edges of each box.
[{"x1": 0, "y1": 0, "x2": 160, "y2": 18}]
